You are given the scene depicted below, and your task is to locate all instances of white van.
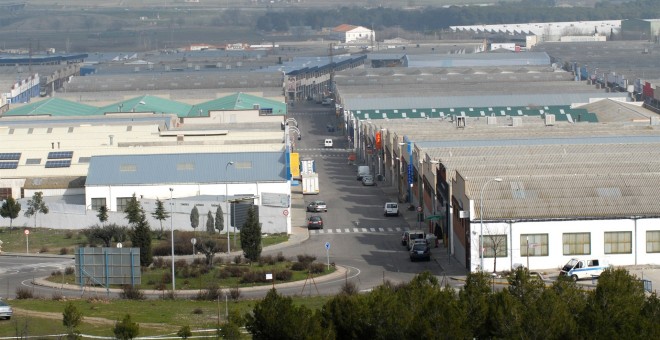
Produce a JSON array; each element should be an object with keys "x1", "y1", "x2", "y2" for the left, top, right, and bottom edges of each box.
[
  {"x1": 357, "y1": 165, "x2": 370, "y2": 180},
  {"x1": 559, "y1": 258, "x2": 610, "y2": 281},
  {"x1": 324, "y1": 139, "x2": 333, "y2": 148},
  {"x1": 384, "y1": 202, "x2": 399, "y2": 216}
]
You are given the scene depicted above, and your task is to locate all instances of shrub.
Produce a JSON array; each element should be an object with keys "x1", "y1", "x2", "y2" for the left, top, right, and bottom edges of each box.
[
  {"x1": 195, "y1": 283, "x2": 221, "y2": 301},
  {"x1": 297, "y1": 254, "x2": 316, "y2": 264},
  {"x1": 309, "y1": 262, "x2": 325, "y2": 274},
  {"x1": 192, "y1": 258, "x2": 204, "y2": 266},
  {"x1": 341, "y1": 281, "x2": 359, "y2": 295},
  {"x1": 39, "y1": 246, "x2": 49, "y2": 253},
  {"x1": 258, "y1": 255, "x2": 275, "y2": 266},
  {"x1": 161, "y1": 272, "x2": 172, "y2": 284},
  {"x1": 216, "y1": 269, "x2": 230, "y2": 279},
  {"x1": 52, "y1": 270, "x2": 62, "y2": 276},
  {"x1": 15, "y1": 287, "x2": 34, "y2": 299},
  {"x1": 228, "y1": 286, "x2": 241, "y2": 300},
  {"x1": 225, "y1": 266, "x2": 247, "y2": 278},
  {"x1": 65, "y1": 267, "x2": 75, "y2": 275},
  {"x1": 274, "y1": 269, "x2": 292, "y2": 281},
  {"x1": 233, "y1": 255, "x2": 243, "y2": 264},
  {"x1": 51, "y1": 292, "x2": 64, "y2": 301},
  {"x1": 240, "y1": 270, "x2": 266, "y2": 284},
  {"x1": 174, "y1": 259, "x2": 188, "y2": 270},
  {"x1": 155, "y1": 282, "x2": 167, "y2": 291},
  {"x1": 276, "y1": 252, "x2": 286, "y2": 262},
  {"x1": 152, "y1": 257, "x2": 165, "y2": 268},
  {"x1": 291, "y1": 262, "x2": 307, "y2": 271},
  {"x1": 152, "y1": 243, "x2": 171, "y2": 257},
  {"x1": 119, "y1": 285, "x2": 145, "y2": 300},
  {"x1": 192, "y1": 307, "x2": 203, "y2": 315},
  {"x1": 59, "y1": 247, "x2": 69, "y2": 255},
  {"x1": 64, "y1": 231, "x2": 74, "y2": 239}
]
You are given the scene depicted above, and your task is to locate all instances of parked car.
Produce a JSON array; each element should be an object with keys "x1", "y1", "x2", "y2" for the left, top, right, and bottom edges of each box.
[
  {"x1": 401, "y1": 230, "x2": 410, "y2": 246},
  {"x1": 307, "y1": 215, "x2": 324, "y2": 230},
  {"x1": 409, "y1": 238, "x2": 429, "y2": 251},
  {"x1": 361, "y1": 175, "x2": 375, "y2": 186},
  {"x1": 384, "y1": 202, "x2": 399, "y2": 216},
  {"x1": 406, "y1": 230, "x2": 426, "y2": 250},
  {"x1": 0, "y1": 300, "x2": 12, "y2": 320},
  {"x1": 410, "y1": 242, "x2": 431, "y2": 262},
  {"x1": 306, "y1": 201, "x2": 327, "y2": 212}
]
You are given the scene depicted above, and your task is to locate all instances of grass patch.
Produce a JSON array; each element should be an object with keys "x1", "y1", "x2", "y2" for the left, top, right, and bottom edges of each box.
[
  {"x1": 4, "y1": 295, "x2": 333, "y2": 337},
  {"x1": 0, "y1": 228, "x2": 84, "y2": 254}
]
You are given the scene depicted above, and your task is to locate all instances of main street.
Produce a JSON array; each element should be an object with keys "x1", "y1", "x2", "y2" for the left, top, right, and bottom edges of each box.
[{"x1": 264, "y1": 101, "x2": 450, "y2": 294}]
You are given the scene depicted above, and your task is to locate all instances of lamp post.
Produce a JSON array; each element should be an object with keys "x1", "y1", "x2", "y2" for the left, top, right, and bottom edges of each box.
[
  {"x1": 479, "y1": 177, "x2": 502, "y2": 272},
  {"x1": 225, "y1": 161, "x2": 234, "y2": 254},
  {"x1": 169, "y1": 188, "x2": 175, "y2": 292}
]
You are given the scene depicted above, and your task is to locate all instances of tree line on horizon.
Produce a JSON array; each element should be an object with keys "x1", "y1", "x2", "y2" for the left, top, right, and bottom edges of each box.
[{"x1": 255, "y1": 0, "x2": 660, "y2": 34}]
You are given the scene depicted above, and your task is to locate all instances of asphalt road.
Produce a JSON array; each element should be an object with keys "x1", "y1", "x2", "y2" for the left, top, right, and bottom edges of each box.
[
  {"x1": 0, "y1": 255, "x2": 74, "y2": 299},
  {"x1": 276, "y1": 102, "x2": 447, "y2": 292}
]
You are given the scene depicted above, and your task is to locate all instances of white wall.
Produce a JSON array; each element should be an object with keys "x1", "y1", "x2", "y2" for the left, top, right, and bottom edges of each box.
[{"x1": 466, "y1": 218, "x2": 660, "y2": 273}]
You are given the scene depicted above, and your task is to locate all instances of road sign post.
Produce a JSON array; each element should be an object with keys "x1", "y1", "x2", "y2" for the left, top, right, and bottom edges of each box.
[
  {"x1": 24, "y1": 229, "x2": 30, "y2": 254},
  {"x1": 191, "y1": 238, "x2": 197, "y2": 256},
  {"x1": 325, "y1": 242, "x2": 331, "y2": 270}
]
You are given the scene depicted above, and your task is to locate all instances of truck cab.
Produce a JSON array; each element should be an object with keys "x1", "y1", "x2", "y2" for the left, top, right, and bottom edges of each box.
[{"x1": 559, "y1": 258, "x2": 610, "y2": 281}]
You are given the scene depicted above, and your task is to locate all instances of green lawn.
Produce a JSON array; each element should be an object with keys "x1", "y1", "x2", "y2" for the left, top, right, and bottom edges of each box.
[{"x1": 4, "y1": 295, "x2": 333, "y2": 337}]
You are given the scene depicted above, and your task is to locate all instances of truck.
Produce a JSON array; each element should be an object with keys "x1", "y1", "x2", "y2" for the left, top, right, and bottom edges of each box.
[
  {"x1": 302, "y1": 173, "x2": 319, "y2": 195},
  {"x1": 559, "y1": 258, "x2": 610, "y2": 281},
  {"x1": 300, "y1": 158, "x2": 316, "y2": 175}
]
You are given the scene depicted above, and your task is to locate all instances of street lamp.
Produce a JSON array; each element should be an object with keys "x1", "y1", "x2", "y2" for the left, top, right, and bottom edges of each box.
[
  {"x1": 225, "y1": 161, "x2": 234, "y2": 254},
  {"x1": 169, "y1": 188, "x2": 175, "y2": 292},
  {"x1": 480, "y1": 178, "x2": 502, "y2": 272}
]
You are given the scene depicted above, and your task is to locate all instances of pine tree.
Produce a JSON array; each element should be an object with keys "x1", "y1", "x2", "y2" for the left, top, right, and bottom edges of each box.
[
  {"x1": 123, "y1": 193, "x2": 142, "y2": 225},
  {"x1": 206, "y1": 210, "x2": 215, "y2": 233},
  {"x1": 62, "y1": 301, "x2": 83, "y2": 336},
  {"x1": 240, "y1": 206, "x2": 261, "y2": 263},
  {"x1": 130, "y1": 212, "x2": 153, "y2": 267},
  {"x1": 215, "y1": 205, "x2": 224, "y2": 233},
  {"x1": 0, "y1": 196, "x2": 21, "y2": 228},
  {"x1": 24, "y1": 191, "x2": 49, "y2": 228},
  {"x1": 97, "y1": 205, "x2": 109, "y2": 225},
  {"x1": 151, "y1": 199, "x2": 170, "y2": 239},
  {"x1": 113, "y1": 314, "x2": 140, "y2": 340},
  {"x1": 190, "y1": 206, "x2": 199, "y2": 231}
]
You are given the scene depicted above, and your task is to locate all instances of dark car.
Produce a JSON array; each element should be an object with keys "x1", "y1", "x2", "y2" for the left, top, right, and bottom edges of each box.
[
  {"x1": 307, "y1": 215, "x2": 324, "y2": 230},
  {"x1": 410, "y1": 243, "x2": 431, "y2": 262},
  {"x1": 306, "y1": 201, "x2": 327, "y2": 212}
]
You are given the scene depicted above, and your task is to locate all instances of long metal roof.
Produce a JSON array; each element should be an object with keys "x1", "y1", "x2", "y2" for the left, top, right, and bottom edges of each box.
[{"x1": 86, "y1": 152, "x2": 286, "y2": 186}]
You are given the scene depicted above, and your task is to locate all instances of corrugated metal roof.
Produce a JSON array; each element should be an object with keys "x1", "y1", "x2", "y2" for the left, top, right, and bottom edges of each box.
[
  {"x1": 96, "y1": 95, "x2": 193, "y2": 116},
  {"x1": 404, "y1": 52, "x2": 551, "y2": 68},
  {"x1": 3, "y1": 98, "x2": 99, "y2": 117},
  {"x1": 86, "y1": 152, "x2": 286, "y2": 186},
  {"x1": 417, "y1": 135, "x2": 660, "y2": 149},
  {"x1": 191, "y1": 93, "x2": 286, "y2": 116},
  {"x1": 467, "y1": 173, "x2": 660, "y2": 220},
  {"x1": 344, "y1": 93, "x2": 629, "y2": 110}
]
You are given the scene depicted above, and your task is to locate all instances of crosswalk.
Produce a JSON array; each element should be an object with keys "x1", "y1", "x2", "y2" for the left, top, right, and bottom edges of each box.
[
  {"x1": 296, "y1": 148, "x2": 352, "y2": 152},
  {"x1": 309, "y1": 227, "x2": 404, "y2": 235}
]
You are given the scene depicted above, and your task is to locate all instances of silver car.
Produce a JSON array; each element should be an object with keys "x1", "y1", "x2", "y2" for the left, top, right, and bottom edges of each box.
[
  {"x1": 361, "y1": 175, "x2": 375, "y2": 186},
  {"x1": 0, "y1": 300, "x2": 12, "y2": 320}
]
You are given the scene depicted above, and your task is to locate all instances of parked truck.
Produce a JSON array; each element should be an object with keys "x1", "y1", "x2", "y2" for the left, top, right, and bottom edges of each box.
[
  {"x1": 300, "y1": 158, "x2": 316, "y2": 175},
  {"x1": 559, "y1": 258, "x2": 610, "y2": 281},
  {"x1": 302, "y1": 173, "x2": 320, "y2": 195}
]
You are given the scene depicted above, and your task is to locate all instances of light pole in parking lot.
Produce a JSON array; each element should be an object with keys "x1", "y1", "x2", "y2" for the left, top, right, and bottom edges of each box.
[
  {"x1": 225, "y1": 161, "x2": 235, "y2": 254},
  {"x1": 480, "y1": 178, "x2": 502, "y2": 272},
  {"x1": 169, "y1": 188, "x2": 175, "y2": 292}
]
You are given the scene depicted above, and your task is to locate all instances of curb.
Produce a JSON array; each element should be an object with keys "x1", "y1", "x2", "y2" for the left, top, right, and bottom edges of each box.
[{"x1": 33, "y1": 265, "x2": 347, "y2": 295}]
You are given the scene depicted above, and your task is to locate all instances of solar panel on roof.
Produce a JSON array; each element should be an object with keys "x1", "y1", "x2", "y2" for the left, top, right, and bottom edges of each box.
[
  {"x1": 0, "y1": 153, "x2": 21, "y2": 160},
  {"x1": 0, "y1": 161, "x2": 18, "y2": 169},
  {"x1": 45, "y1": 160, "x2": 72, "y2": 168},
  {"x1": 48, "y1": 151, "x2": 73, "y2": 159},
  {"x1": 517, "y1": 110, "x2": 523, "y2": 115}
]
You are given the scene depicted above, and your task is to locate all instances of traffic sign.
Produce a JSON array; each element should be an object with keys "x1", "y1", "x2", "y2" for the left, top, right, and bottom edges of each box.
[
  {"x1": 417, "y1": 206, "x2": 422, "y2": 212},
  {"x1": 283, "y1": 209, "x2": 289, "y2": 216},
  {"x1": 325, "y1": 242, "x2": 330, "y2": 250},
  {"x1": 191, "y1": 238, "x2": 197, "y2": 245},
  {"x1": 24, "y1": 229, "x2": 29, "y2": 235}
]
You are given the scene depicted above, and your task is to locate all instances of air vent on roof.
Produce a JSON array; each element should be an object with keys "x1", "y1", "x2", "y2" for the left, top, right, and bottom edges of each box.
[
  {"x1": 177, "y1": 162, "x2": 194, "y2": 171},
  {"x1": 456, "y1": 116, "x2": 466, "y2": 128},
  {"x1": 545, "y1": 114, "x2": 555, "y2": 126},
  {"x1": 383, "y1": 113, "x2": 387, "y2": 119},
  {"x1": 402, "y1": 112, "x2": 407, "y2": 118},
  {"x1": 120, "y1": 164, "x2": 137, "y2": 172}
]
